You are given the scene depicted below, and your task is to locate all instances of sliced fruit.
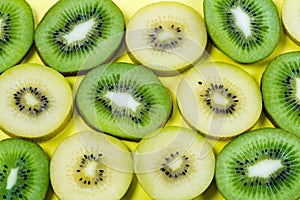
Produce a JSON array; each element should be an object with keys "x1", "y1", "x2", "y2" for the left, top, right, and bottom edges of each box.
[
  {"x1": 0, "y1": 0, "x2": 34, "y2": 72},
  {"x1": 177, "y1": 62, "x2": 262, "y2": 139},
  {"x1": 204, "y1": 0, "x2": 280, "y2": 63},
  {"x1": 216, "y1": 128, "x2": 300, "y2": 200},
  {"x1": 133, "y1": 126, "x2": 215, "y2": 200},
  {"x1": 282, "y1": 0, "x2": 300, "y2": 45},
  {"x1": 34, "y1": 0, "x2": 125, "y2": 74},
  {"x1": 75, "y1": 62, "x2": 172, "y2": 140},
  {"x1": 262, "y1": 51, "x2": 300, "y2": 137},
  {"x1": 50, "y1": 130, "x2": 133, "y2": 199},
  {"x1": 125, "y1": 1, "x2": 207, "y2": 76},
  {"x1": 0, "y1": 63, "x2": 73, "y2": 141},
  {"x1": 0, "y1": 138, "x2": 49, "y2": 199}
]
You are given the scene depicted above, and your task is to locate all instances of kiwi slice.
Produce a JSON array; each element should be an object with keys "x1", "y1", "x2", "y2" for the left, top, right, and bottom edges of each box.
[
  {"x1": 282, "y1": 0, "x2": 300, "y2": 45},
  {"x1": 204, "y1": 0, "x2": 280, "y2": 63},
  {"x1": 34, "y1": 0, "x2": 125, "y2": 74},
  {"x1": 0, "y1": 138, "x2": 49, "y2": 199},
  {"x1": 0, "y1": 0, "x2": 34, "y2": 72},
  {"x1": 177, "y1": 62, "x2": 262, "y2": 139},
  {"x1": 261, "y1": 51, "x2": 300, "y2": 137},
  {"x1": 133, "y1": 126, "x2": 215, "y2": 199},
  {"x1": 216, "y1": 128, "x2": 300, "y2": 200},
  {"x1": 75, "y1": 62, "x2": 172, "y2": 140},
  {"x1": 125, "y1": 1, "x2": 207, "y2": 76},
  {"x1": 50, "y1": 130, "x2": 133, "y2": 199},
  {"x1": 0, "y1": 63, "x2": 72, "y2": 141}
]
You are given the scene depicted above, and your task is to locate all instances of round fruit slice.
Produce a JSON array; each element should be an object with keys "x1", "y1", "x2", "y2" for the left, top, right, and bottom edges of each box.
[
  {"x1": 282, "y1": 0, "x2": 300, "y2": 45},
  {"x1": 34, "y1": 0, "x2": 125, "y2": 74},
  {"x1": 0, "y1": 0, "x2": 34, "y2": 72},
  {"x1": 75, "y1": 62, "x2": 172, "y2": 140},
  {"x1": 133, "y1": 126, "x2": 215, "y2": 200},
  {"x1": 262, "y1": 51, "x2": 300, "y2": 137},
  {"x1": 204, "y1": 0, "x2": 280, "y2": 63},
  {"x1": 125, "y1": 1, "x2": 207, "y2": 76},
  {"x1": 177, "y1": 62, "x2": 262, "y2": 139},
  {"x1": 50, "y1": 130, "x2": 133, "y2": 199},
  {"x1": 216, "y1": 128, "x2": 300, "y2": 200},
  {"x1": 0, "y1": 138, "x2": 49, "y2": 199},
  {"x1": 0, "y1": 63, "x2": 72, "y2": 141}
]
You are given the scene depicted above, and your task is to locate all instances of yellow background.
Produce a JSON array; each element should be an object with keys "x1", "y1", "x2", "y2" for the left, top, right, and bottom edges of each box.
[{"x1": 1, "y1": 0, "x2": 298, "y2": 199}]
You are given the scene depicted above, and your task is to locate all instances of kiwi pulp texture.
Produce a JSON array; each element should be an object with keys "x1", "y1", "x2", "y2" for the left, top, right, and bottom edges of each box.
[
  {"x1": 204, "y1": 0, "x2": 280, "y2": 63},
  {"x1": 50, "y1": 130, "x2": 133, "y2": 199},
  {"x1": 134, "y1": 126, "x2": 215, "y2": 200},
  {"x1": 75, "y1": 62, "x2": 172, "y2": 140},
  {"x1": 125, "y1": 1, "x2": 207, "y2": 76},
  {"x1": 282, "y1": 0, "x2": 300, "y2": 45},
  {"x1": 216, "y1": 128, "x2": 300, "y2": 200},
  {"x1": 0, "y1": 138, "x2": 49, "y2": 200},
  {"x1": 0, "y1": 0, "x2": 34, "y2": 73},
  {"x1": 34, "y1": 0, "x2": 125, "y2": 74},
  {"x1": 0, "y1": 63, "x2": 73, "y2": 141},
  {"x1": 176, "y1": 62, "x2": 262, "y2": 139},
  {"x1": 262, "y1": 51, "x2": 300, "y2": 137}
]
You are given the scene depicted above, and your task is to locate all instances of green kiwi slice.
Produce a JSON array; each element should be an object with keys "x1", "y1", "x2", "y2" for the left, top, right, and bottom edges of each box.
[
  {"x1": 0, "y1": 63, "x2": 73, "y2": 141},
  {"x1": 282, "y1": 0, "x2": 300, "y2": 45},
  {"x1": 34, "y1": 0, "x2": 125, "y2": 74},
  {"x1": 177, "y1": 62, "x2": 262, "y2": 139},
  {"x1": 75, "y1": 62, "x2": 172, "y2": 140},
  {"x1": 216, "y1": 128, "x2": 300, "y2": 200},
  {"x1": 133, "y1": 126, "x2": 215, "y2": 199},
  {"x1": 0, "y1": 0, "x2": 34, "y2": 72},
  {"x1": 125, "y1": 1, "x2": 207, "y2": 76},
  {"x1": 0, "y1": 138, "x2": 49, "y2": 199},
  {"x1": 204, "y1": 0, "x2": 280, "y2": 63},
  {"x1": 262, "y1": 51, "x2": 300, "y2": 137},
  {"x1": 50, "y1": 130, "x2": 133, "y2": 199}
]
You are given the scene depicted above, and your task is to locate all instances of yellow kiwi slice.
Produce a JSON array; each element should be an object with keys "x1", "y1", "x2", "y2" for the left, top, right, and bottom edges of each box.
[
  {"x1": 134, "y1": 126, "x2": 215, "y2": 199},
  {"x1": 177, "y1": 62, "x2": 262, "y2": 139},
  {"x1": 125, "y1": 1, "x2": 207, "y2": 76},
  {"x1": 0, "y1": 63, "x2": 72, "y2": 141},
  {"x1": 282, "y1": 0, "x2": 300, "y2": 45},
  {"x1": 50, "y1": 130, "x2": 133, "y2": 199}
]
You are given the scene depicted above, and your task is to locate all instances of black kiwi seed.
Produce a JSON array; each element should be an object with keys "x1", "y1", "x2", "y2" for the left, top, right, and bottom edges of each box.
[
  {"x1": 52, "y1": 8, "x2": 106, "y2": 55},
  {"x1": 148, "y1": 24, "x2": 183, "y2": 50},
  {"x1": 76, "y1": 153, "x2": 105, "y2": 186},
  {"x1": 160, "y1": 151, "x2": 190, "y2": 179},
  {"x1": 200, "y1": 83, "x2": 238, "y2": 114},
  {"x1": 94, "y1": 76, "x2": 152, "y2": 125},
  {"x1": 13, "y1": 87, "x2": 49, "y2": 116}
]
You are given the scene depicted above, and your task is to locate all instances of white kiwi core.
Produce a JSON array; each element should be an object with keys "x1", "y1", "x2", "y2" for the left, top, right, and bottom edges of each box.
[
  {"x1": 24, "y1": 93, "x2": 40, "y2": 106},
  {"x1": 63, "y1": 18, "x2": 96, "y2": 43},
  {"x1": 231, "y1": 6, "x2": 251, "y2": 37},
  {"x1": 247, "y1": 159, "x2": 283, "y2": 178},
  {"x1": 168, "y1": 158, "x2": 183, "y2": 172},
  {"x1": 6, "y1": 167, "x2": 19, "y2": 190},
  {"x1": 105, "y1": 91, "x2": 140, "y2": 112}
]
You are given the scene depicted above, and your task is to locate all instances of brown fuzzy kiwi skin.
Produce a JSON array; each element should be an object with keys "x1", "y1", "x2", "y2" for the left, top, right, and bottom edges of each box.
[{"x1": 0, "y1": 109, "x2": 73, "y2": 143}]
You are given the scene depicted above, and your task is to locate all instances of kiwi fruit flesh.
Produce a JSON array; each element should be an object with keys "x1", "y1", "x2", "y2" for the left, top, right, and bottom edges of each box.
[
  {"x1": 0, "y1": 138, "x2": 49, "y2": 199},
  {"x1": 34, "y1": 0, "x2": 125, "y2": 74},
  {"x1": 50, "y1": 130, "x2": 133, "y2": 199},
  {"x1": 216, "y1": 128, "x2": 300, "y2": 200},
  {"x1": 0, "y1": 63, "x2": 73, "y2": 141},
  {"x1": 0, "y1": 0, "x2": 34, "y2": 72},
  {"x1": 204, "y1": 0, "x2": 280, "y2": 63},
  {"x1": 125, "y1": 1, "x2": 207, "y2": 76},
  {"x1": 282, "y1": 0, "x2": 300, "y2": 45},
  {"x1": 177, "y1": 62, "x2": 262, "y2": 139},
  {"x1": 262, "y1": 51, "x2": 300, "y2": 137},
  {"x1": 133, "y1": 126, "x2": 215, "y2": 200},
  {"x1": 75, "y1": 62, "x2": 172, "y2": 140}
]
